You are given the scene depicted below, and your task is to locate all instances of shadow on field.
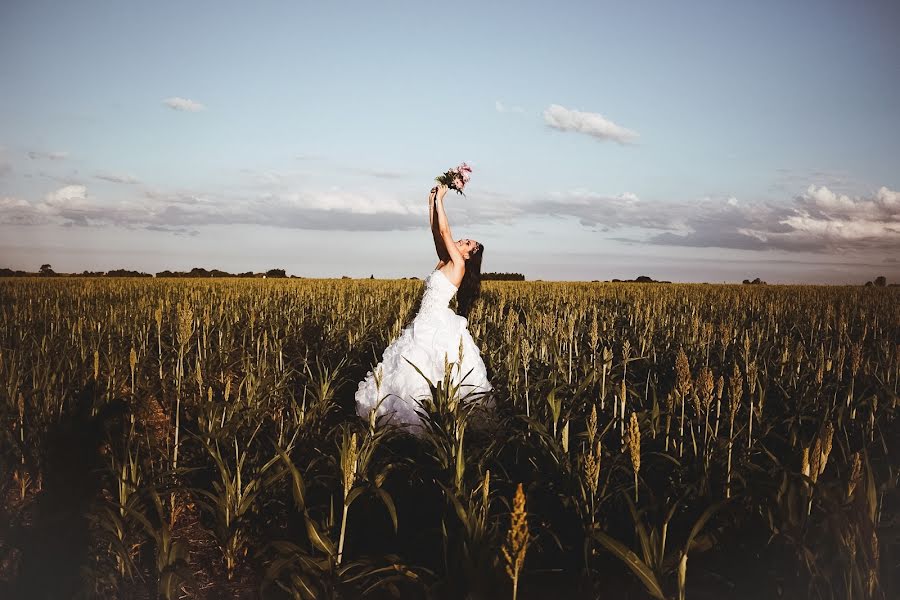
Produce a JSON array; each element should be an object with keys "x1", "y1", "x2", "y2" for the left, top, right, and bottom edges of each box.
[{"x1": 4, "y1": 382, "x2": 127, "y2": 600}]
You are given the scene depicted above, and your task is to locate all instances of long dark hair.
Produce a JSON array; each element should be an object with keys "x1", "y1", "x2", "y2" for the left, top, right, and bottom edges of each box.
[{"x1": 456, "y1": 243, "x2": 484, "y2": 318}]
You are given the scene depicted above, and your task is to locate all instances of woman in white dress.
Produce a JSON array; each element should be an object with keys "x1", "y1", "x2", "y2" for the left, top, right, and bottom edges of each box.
[{"x1": 354, "y1": 181, "x2": 493, "y2": 431}]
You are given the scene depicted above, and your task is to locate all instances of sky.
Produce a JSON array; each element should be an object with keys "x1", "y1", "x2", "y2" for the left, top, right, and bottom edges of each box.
[{"x1": 1, "y1": 0, "x2": 898, "y2": 283}]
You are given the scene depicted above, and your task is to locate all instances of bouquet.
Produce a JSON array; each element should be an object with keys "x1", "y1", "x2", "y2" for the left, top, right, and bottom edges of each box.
[{"x1": 435, "y1": 162, "x2": 473, "y2": 195}]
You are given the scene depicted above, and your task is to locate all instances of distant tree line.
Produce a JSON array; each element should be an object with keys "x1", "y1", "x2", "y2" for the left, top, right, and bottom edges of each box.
[
  {"x1": 107, "y1": 269, "x2": 152, "y2": 277},
  {"x1": 482, "y1": 272, "x2": 525, "y2": 281},
  {"x1": 3, "y1": 266, "x2": 894, "y2": 286},
  {"x1": 0, "y1": 265, "x2": 293, "y2": 278},
  {"x1": 155, "y1": 268, "x2": 288, "y2": 278},
  {"x1": 608, "y1": 275, "x2": 671, "y2": 283}
]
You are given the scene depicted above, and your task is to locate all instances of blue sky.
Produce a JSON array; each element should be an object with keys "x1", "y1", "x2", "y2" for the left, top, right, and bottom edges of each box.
[{"x1": 1, "y1": 0, "x2": 898, "y2": 282}]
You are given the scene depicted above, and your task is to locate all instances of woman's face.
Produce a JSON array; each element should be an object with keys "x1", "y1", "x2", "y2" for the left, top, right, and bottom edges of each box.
[{"x1": 456, "y1": 238, "x2": 478, "y2": 259}]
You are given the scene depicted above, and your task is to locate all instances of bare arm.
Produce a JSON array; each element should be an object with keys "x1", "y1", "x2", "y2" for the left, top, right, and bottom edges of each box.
[
  {"x1": 434, "y1": 186, "x2": 465, "y2": 278},
  {"x1": 429, "y1": 187, "x2": 450, "y2": 263}
]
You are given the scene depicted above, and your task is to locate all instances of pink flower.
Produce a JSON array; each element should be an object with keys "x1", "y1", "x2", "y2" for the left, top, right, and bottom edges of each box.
[
  {"x1": 456, "y1": 162, "x2": 473, "y2": 184},
  {"x1": 436, "y1": 162, "x2": 473, "y2": 193}
]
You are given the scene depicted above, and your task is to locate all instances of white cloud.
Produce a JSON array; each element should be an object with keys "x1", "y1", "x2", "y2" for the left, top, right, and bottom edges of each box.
[
  {"x1": 0, "y1": 196, "x2": 29, "y2": 209},
  {"x1": 33, "y1": 185, "x2": 98, "y2": 226},
  {"x1": 163, "y1": 97, "x2": 206, "y2": 112},
  {"x1": 44, "y1": 185, "x2": 87, "y2": 205},
  {"x1": 543, "y1": 104, "x2": 639, "y2": 144},
  {"x1": 0, "y1": 196, "x2": 50, "y2": 225},
  {"x1": 496, "y1": 100, "x2": 526, "y2": 114},
  {"x1": 279, "y1": 188, "x2": 414, "y2": 215},
  {"x1": 794, "y1": 185, "x2": 898, "y2": 226},
  {"x1": 95, "y1": 172, "x2": 140, "y2": 184},
  {"x1": 778, "y1": 215, "x2": 896, "y2": 241},
  {"x1": 28, "y1": 150, "x2": 68, "y2": 160},
  {"x1": 733, "y1": 185, "x2": 900, "y2": 251}
]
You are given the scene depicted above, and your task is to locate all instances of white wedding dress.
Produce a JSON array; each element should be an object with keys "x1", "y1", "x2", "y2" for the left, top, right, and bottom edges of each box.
[{"x1": 355, "y1": 268, "x2": 493, "y2": 431}]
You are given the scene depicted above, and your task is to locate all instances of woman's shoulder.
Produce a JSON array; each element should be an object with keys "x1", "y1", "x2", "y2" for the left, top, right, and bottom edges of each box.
[{"x1": 435, "y1": 264, "x2": 463, "y2": 289}]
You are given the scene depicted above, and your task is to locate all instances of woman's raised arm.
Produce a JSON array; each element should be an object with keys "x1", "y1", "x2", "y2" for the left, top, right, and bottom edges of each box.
[
  {"x1": 434, "y1": 185, "x2": 464, "y2": 272},
  {"x1": 430, "y1": 186, "x2": 450, "y2": 263}
]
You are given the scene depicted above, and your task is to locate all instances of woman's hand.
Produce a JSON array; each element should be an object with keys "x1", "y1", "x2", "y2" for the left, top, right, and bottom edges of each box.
[{"x1": 435, "y1": 184, "x2": 449, "y2": 202}]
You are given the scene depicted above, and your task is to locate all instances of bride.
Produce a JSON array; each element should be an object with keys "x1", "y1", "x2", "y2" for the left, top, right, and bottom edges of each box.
[{"x1": 354, "y1": 180, "x2": 494, "y2": 431}]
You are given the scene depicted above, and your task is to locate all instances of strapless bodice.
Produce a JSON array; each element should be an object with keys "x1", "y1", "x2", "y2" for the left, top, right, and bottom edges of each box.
[{"x1": 418, "y1": 269, "x2": 458, "y2": 315}]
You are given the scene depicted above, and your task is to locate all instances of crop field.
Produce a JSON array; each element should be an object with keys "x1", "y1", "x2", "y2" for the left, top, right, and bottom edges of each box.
[{"x1": 0, "y1": 277, "x2": 897, "y2": 599}]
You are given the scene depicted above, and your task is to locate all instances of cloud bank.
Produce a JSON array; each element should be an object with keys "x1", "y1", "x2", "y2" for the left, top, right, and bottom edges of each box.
[
  {"x1": 472, "y1": 185, "x2": 900, "y2": 253},
  {"x1": 0, "y1": 185, "x2": 422, "y2": 233},
  {"x1": 735, "y1": 185, "x2": 900, "y2": 252},
  {"x1": 3, "y1": 179, "x2": 897, "y2": 254}
]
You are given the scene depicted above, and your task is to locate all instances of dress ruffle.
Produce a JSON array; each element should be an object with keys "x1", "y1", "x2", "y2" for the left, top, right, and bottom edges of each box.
[{"x1": 355, "y1": 270, "x2": 493, "y2": 431}]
